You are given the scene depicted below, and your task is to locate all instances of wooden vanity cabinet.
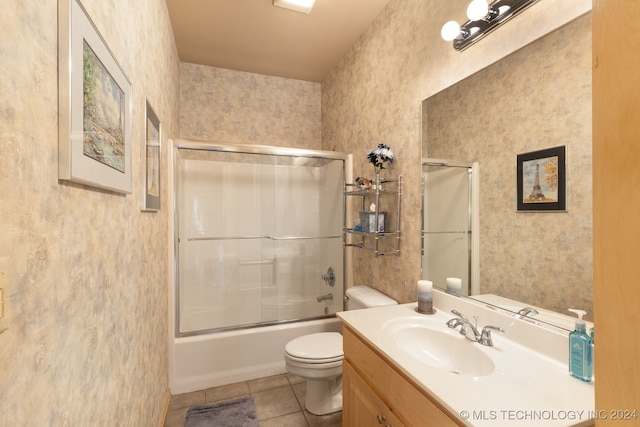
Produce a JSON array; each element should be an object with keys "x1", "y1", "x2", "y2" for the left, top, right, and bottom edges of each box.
[
  {"x1": 342, "y1": 325, "x2": 464, "y2": 427},
  {"x1": 343, "y1": 361, "x2": 405, "y2": 427}
]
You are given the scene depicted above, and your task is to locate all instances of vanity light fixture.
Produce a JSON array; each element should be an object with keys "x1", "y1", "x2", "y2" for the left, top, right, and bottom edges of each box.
[
  {"x1": 273, "y1": 0, "x2": 317, "y2": 14},
  {"x1": 441, "y1": 0, "x2": 539, "y2": 51}
]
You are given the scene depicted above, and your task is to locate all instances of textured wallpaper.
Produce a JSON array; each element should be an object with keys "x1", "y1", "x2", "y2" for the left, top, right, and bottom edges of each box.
[
  {"x1": 322, "y1": 0, "x2": 592, "y2": 313},
  {"x1": 0, "y1": 0, "x2": 179, "y2": 425},
  {"x1": 322, "y1": 0, "x2": 432, "y2": 305},
  {"x1": 179, "y1": 63, "x2": 321, "y2": 149},
  {"x1": 0, "y1": 0, "x2": 594, "y2": 424},
  {"x1": 425, "y1": 15, "x2": 592, "y2": 316}
]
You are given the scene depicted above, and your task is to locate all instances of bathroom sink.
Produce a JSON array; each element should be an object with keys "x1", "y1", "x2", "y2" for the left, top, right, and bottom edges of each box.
[
  {"x1": 339, "y1": 300, "x2": 595, "y2": 426},
  {"x1": 381, "y1": 316, "x2": 495, "y2": 377}
]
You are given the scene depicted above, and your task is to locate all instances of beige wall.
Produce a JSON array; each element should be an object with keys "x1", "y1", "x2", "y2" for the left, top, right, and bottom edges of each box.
[
  {"x1": 179, "y1": 62, "x2": 321, "y2": 149},
  {"x1": 0, "y1": 0, "x2": 596, "y2": 424},
  {"x1": 322, "y1": 0, "x2": 591, "y2": 304},
  {"x1": 425, "y1": 15, "x2": 592, "y2": 316},
  {"x1": 0, "y1": 0, "x2": 179, "y2": 425}
]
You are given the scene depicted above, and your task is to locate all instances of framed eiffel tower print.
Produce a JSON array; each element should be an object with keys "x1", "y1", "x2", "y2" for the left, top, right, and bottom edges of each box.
[{"x1": 516, "y1": 146, "x2": 566, "y2": 212}]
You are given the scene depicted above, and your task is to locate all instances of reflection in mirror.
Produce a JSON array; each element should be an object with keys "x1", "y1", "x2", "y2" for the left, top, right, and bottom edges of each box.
[
  {"x1": 421, "y1": 13, "x2": 592, "y2": 329},
  {"x1": 421, "y1": 160, "x2": 479, "y2": 297}
]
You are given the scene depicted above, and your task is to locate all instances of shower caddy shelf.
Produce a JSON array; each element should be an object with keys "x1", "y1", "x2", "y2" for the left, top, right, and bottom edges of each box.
[{"x1": 343, "y1": 175, "x2": 402, "y2": 257}]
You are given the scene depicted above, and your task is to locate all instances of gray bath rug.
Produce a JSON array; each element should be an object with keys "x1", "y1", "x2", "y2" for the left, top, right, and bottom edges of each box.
[{"x1": 185, "y1": 396, "x2": 258, "y2": 427}]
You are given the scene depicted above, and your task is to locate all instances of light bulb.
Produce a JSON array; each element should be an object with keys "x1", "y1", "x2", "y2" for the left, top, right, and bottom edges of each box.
[
  {"x1": 441, "y1": 20, "x2": 461, "y2": 41},
  {"x1": 467, "y1": 0, "x2": 489, "y2": 21}
]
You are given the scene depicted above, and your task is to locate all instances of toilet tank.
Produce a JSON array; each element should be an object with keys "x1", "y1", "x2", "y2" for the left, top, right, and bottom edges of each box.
[{"x1": 345, "y1": 286, "x2": 397, "y2": 310}]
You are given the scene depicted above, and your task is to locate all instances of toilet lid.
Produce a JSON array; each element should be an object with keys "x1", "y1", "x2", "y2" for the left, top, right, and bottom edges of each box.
[{"x1": 285, "y1": 332, "x2": 343, "y2": 362}]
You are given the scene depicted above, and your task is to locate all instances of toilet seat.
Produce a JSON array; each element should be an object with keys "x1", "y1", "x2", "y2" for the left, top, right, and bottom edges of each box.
[
  {"x1": 284, "y1": 332, "x2": 343, "y2": 364},
  {"x1": 285, "y1": 353, "x2": 343, "y2": 364}
]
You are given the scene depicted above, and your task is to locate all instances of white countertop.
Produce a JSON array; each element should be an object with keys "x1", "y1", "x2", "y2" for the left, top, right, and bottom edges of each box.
[{"x1": 337, "y1": 291, "x2": 595, "y2": 426}]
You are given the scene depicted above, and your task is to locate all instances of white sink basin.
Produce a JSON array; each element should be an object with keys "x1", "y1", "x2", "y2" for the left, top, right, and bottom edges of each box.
[{"x1": 381, "y1": 316, "x2": 495, "y2": 377}]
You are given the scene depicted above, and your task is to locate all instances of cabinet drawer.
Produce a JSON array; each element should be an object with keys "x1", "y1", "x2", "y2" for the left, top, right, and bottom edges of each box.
[{"x1": 344, "y1": 361, "x2": 405, "y2": 427}]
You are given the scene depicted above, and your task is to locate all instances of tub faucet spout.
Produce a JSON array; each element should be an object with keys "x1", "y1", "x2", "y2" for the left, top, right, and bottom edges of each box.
[{"x1": 316, "y1": 293, "x2": 333, "y2": 303}]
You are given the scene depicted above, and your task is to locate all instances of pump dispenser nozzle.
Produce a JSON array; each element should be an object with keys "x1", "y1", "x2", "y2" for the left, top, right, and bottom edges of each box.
[{"x1": 568, "y1": 309, "x2": 587, "y2": 331}]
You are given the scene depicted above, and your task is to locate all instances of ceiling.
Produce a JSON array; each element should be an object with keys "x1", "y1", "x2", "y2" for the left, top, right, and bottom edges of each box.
[{"x1": 165, "y1": 0, "x2": 393, "y2": 83}]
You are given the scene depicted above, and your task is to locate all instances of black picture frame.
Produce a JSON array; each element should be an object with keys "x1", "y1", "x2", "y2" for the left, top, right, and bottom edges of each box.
[{"x1": 516, "y1": 146, "x2": 566, "y2": 212}]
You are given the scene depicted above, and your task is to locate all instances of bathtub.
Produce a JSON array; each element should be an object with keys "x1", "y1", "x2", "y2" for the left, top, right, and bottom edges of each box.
[
  {"x1": 178, "y1": 292, "x2": 330, "y2": 334},
  {"x1": 169, "y1": 316, "x2": 342, "y2": 394}
]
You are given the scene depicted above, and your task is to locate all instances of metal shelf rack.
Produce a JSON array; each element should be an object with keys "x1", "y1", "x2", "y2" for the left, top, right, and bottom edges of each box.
[{"x1": 343, "y1": 175, "x2": 402, "y2": 256}]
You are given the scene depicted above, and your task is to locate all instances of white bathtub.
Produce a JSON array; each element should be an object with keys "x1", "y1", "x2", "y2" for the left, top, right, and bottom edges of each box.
[{"x1": 169, "y1": 316, "x2": 342, "y2": 395}]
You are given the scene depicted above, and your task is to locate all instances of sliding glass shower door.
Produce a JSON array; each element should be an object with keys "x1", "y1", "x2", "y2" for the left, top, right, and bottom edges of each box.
[{"x1": 175, "y1": 143, "x2": 346, "y2": 336}]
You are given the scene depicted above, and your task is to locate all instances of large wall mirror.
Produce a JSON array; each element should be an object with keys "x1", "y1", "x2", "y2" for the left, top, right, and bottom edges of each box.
[{"x1": 421, "y1": 13, "x2": 592, "y2": 329}]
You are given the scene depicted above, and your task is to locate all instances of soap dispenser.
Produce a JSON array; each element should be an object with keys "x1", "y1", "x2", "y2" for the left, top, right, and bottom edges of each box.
[{"x1": 568, "y1": 309, "x2": 593, "y2": 382}]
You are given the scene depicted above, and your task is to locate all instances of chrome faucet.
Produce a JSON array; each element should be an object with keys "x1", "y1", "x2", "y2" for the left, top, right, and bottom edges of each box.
[
  {"x1": 446, "y1": 309, "x2": 504, "y2": 346},
  {"x1": 478, "y1": 325, "x2": 504, "y2": 346},
  {"x1": 321, "y1": 267, "x2": 335, "y2": 287},
  {"x1": 515, "y1": 306, "x2": 539, "y2": 319},
  {"x1": 316, "y1": 293, "x2": 333, "y2": 303},
  {"x1": 445, "y1": 309, "x2": 480, "y2": 341}
]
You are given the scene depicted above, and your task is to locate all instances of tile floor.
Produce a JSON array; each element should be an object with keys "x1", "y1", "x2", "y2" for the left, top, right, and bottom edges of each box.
[{"x1": 163, "y1": 373, "x2": 342, "y2": 427}]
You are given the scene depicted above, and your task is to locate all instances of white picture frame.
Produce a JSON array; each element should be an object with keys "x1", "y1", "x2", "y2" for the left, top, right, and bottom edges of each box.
[{"x1": 58, "y1": 0, "x2": 132, "y2": 194}]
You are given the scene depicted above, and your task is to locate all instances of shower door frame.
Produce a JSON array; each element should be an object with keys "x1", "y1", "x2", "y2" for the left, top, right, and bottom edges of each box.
[
  {"x1": 172, "y1": 139, "x2": 353, "y2": 337},
  {"x1": 421, "y1": 158, "x2": 480, "y2": 296}
]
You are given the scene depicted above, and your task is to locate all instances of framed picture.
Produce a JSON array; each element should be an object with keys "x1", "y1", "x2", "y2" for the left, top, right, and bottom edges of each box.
[
  {"x1": 58, "y1": 0, "x2": 132, "y2": 194},
  {"x1": 142, "y1": 100, "x2": 161, "y2": 211},
  {"x1": 516, "y1": 146, "x2": 566, "y2": 211}
]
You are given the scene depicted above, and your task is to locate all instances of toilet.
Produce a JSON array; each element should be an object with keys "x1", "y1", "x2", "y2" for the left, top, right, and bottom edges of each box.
[{"x1": 284, "y1": 285, "x2": 397, "y2": 415}]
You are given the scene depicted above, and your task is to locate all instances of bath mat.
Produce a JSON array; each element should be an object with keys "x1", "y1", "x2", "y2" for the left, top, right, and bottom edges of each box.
[{"x1": 185, "y1": 395, "x2": 258, "y2": 427}]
